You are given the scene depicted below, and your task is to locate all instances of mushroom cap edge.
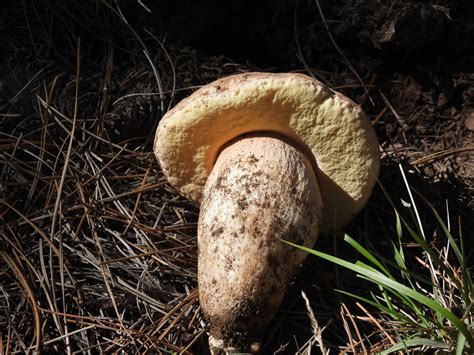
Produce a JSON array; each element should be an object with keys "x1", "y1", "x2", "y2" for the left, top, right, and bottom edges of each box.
[{"x1": 154, "y1": 72, "x2": 380, "y2": 232}]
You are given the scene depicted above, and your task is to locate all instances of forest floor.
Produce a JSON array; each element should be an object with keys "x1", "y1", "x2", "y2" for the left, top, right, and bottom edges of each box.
[{"x1": 1, "y1": 1, "x2": 473, "y2": 353}]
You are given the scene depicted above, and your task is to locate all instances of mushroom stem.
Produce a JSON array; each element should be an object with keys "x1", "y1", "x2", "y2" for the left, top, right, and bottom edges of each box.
[{"x1": 198, "y1": 136, "x2": 323, "y2": 354}]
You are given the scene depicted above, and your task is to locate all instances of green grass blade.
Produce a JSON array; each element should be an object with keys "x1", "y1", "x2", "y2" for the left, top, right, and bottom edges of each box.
[
  {"x1": 356, "y1": 274, "x2": 439, "y2": 330},
  {"x1": 395, "y1": 210, "x2": 403, "y2": 239},
  {"x1": 348, "y1": 240, "x2": 431, "y2": 325},
  {"x1": 377, "y1": 179, "x2": 463, "y2": 291},
  {"x1": 345, "y1": 236, "x2": 428, "y2": 314},
  {"x1": 380, "y1": 338, "x2": 450, "y2": 354},
  {"x1": 410, "y1": 192, "x2": 464, "y2": 267},
  {"x1": 283, "y1": 240, "x2": 474, "y2": 348},
  {"x1": 456, "y1": 328, "x2": 467, "y2": 355},
  {"x1": 370, "y1": 289, "x2": 397, "y2": 318},
  {"x1": 356, "y1": 274, "x2": 427, "y2": 322},
  {"x1": 336, "y1": 289, "x2": 409, "y2": 322},
  {"x1": 344, "y1": 234, "x2": 392, "y2": 277},
  {"x1": 430, "y1": 205, "x2": 472, "y2": 303},
  {"x1": 431, "y1": 206, "x2": 463, "y2": 263},
  {"x1": 391, "y1": 241, "x2": 408, "y2": 280},
  {"x1": 402, "y1": 220, "x2": 464, "y2": 291}
]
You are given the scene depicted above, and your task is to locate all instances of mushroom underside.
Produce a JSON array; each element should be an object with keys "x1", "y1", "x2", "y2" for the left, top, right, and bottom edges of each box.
[{"x1": 155, "y1": 72, "x2": 380, "y2": 233}]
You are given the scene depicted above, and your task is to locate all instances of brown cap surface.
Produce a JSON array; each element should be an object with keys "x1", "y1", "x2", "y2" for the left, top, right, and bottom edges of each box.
[{"x1": 154, "y1": 72, "x2": 380, "y2": 232}]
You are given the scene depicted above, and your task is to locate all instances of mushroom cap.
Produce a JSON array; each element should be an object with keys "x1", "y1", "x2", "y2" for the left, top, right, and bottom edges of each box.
[{"x1": 154, "y1": 72, "x2": 380, "y2": 232}]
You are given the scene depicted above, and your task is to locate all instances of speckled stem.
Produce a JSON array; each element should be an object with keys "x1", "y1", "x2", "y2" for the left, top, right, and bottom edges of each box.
[{"x1": 198, "y1": 135, "x2": 323, "y2": 354}]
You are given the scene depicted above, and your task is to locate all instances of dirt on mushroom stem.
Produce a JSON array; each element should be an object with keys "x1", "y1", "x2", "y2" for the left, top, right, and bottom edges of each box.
[{"x1": 198, "y1": 135, "x2": 323, "y2": 354}]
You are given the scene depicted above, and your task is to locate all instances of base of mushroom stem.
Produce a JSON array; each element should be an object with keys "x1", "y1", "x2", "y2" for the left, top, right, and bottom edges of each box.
[{"x1": 209, "y1": 335, "x2": 261, "y2": 355}]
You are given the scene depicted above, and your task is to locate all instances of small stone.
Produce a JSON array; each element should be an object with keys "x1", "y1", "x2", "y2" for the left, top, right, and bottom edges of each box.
[
  {"x1": 465, "y1": 113, "x2": 474, "y2": 131},
  {"x1": 437, "y1": 92, "x2": 448, "y2": 107}
]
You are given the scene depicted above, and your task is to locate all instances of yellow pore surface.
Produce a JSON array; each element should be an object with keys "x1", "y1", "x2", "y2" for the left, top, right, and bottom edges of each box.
[{"x1": 154, "y1": 72, "x2": 380, "y2": 232}]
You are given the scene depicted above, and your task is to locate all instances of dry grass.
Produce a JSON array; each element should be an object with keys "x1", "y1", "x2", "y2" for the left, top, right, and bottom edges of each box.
[
  {"x1": 0, "y1": 51, "x2": 204, "y2": 352},
  {"x1": 0, "y1": 1, "x2": 250, "y2": 353}
]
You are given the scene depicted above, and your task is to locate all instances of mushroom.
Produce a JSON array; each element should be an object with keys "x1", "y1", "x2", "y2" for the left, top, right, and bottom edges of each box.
[{"x1": 154, "y1": 72, "x2": 379, "y2": 354}]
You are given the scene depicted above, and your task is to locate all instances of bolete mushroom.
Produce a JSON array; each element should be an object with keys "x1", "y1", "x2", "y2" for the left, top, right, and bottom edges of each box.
[{"x1": 154, "y1": 72, "x2": 379, "y2": 354}]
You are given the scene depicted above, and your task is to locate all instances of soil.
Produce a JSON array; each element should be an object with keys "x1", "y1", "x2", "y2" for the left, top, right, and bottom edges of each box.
[{"x1": 1, "y1": 0, "x2": 473, "y2": 354}]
